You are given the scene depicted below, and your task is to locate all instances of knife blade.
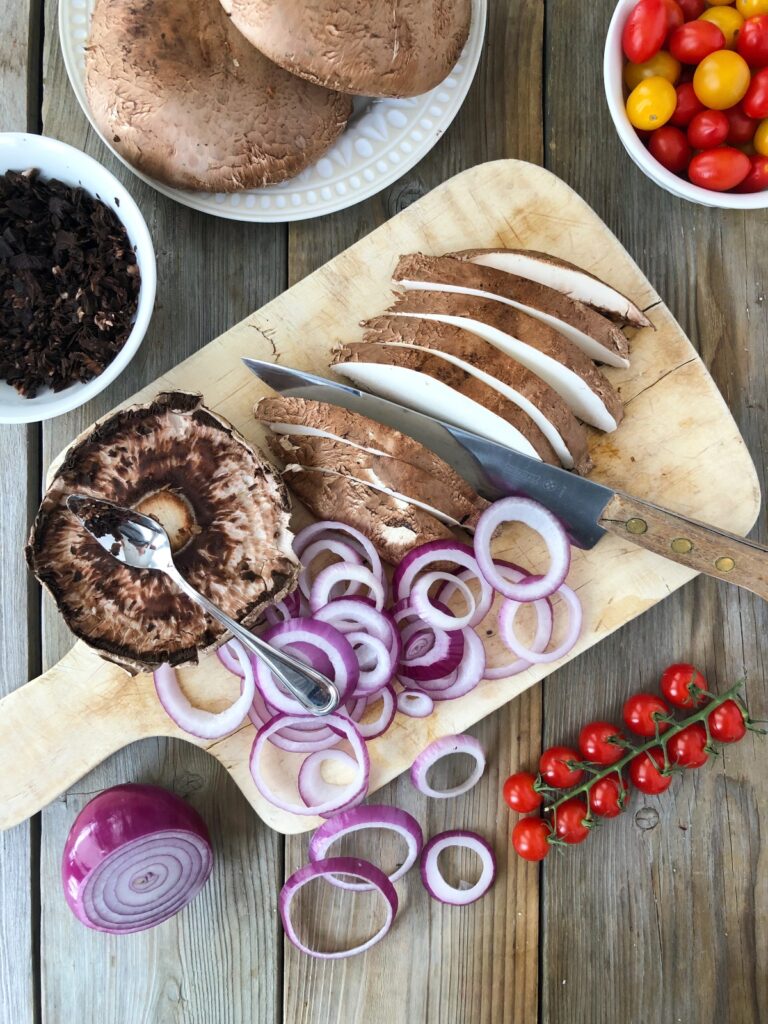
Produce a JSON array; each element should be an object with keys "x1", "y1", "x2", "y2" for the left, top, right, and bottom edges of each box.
[{"x1": 242, "y1": 357, "x2": 613, "y2": 549}]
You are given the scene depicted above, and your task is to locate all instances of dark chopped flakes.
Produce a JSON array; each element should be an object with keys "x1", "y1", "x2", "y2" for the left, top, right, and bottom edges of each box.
[{"x1": 0, "y1": 168, "x2": 141, "y2": 398}]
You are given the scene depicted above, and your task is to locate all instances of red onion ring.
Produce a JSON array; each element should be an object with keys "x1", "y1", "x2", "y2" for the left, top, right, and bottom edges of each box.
[
  {"x1": 293, "y1": 522, "x2": 384, "y2": 585},
  {"x1": 345, "y1": 631, "x2": 394, "y2": 696},
  {"x1": 434, "y1": 567, "x2": 495, "y2": 627},
  {"x1": 314, "y1": 599, "x2": 402, "y2": 665},
  {"x1": 251, "y1": 713, "x2": 369, "y2": 815},
  {"x1": 310, "y1": 563, "x2": 386, "y2": 613},
  {"x1": 473, "y1": 497, "x2": 570, "y2": 602},
  {"x1": 498, "y1": 583, "x2": 582, "y2": 664},
  {"x1": 394, "y1": 603, "x2": 465, "y2": 681},
  {"x1": 483, "y1": 563, "x2": 554, "y2": 679},
  {"x1": 420, "y1": 830, "x2": 496, "y2": 906},
  {"x1": 353, "y1": 685, "x2": 396, "y2": 739},
  {"x1": 401, "y1": 627, "x2": 486, "y2": 700},
  {"x1": 298, "y1": 539, "x2": 365, "y2": 599},
  {"x1": 392, "y1": 540, "x2": 494, "y2": 611},
  {"x1": 263, "y1": 590, "x2": 303, "y2": 626},
  {"x1": 279, "y1": 856, "x2": 397, "y2": 959},
  {"x1": 409, "y1": 571, "x2": 477, "y2": 631},
  {"x1": 308, "y1": 805, "x2": 424, "y2": 891},
  {"x1": 154, "y1": 639, "x2": 254, "y2": 740},
  {"x1": 298, "y1": 750, "x2": 366, "y2": 817},
  {"x1": 396, "y1": 690, "x2": 434, "y2": 718},
  {"x1": 410, "y1": 734, "x2": 486, "y2": 798}
]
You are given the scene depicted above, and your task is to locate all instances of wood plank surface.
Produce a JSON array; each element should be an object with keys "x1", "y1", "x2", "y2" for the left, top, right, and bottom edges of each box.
[
  {"x1": 0, "y1": 3, "x2": 40, "y2": 1022},
  {"x1": 542, "y1": 3, "x2": 768, "y2": 1023}
]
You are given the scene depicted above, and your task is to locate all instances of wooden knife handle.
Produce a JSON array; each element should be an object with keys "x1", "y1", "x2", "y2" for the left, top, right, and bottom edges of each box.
[{"x1": 599, "y1": 492, "x2": 768, "y2": 601}]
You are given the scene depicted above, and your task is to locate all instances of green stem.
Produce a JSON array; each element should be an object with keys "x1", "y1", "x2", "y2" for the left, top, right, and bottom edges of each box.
[{"x1": 544, "y1": 682, "x2": 744, "y2": 816}]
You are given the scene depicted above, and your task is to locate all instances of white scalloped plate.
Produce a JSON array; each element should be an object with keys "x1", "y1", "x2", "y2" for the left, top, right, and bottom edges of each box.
[{"x1": 59, "y1": 0, "x2": 487, "y2": 222}]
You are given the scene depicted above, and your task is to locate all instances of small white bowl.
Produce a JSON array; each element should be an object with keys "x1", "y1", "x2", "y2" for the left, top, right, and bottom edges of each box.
[
  {"x1": 0, "y1": 133, "x2": 156, "y2": 424},
  {"x1": 604, "y1": 0, "x2": 768, "y2": 210}
]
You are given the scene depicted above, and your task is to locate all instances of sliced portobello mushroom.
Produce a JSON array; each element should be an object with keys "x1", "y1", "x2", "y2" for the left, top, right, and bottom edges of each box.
[
  {"x1": 361, "y1": 314, "x2": 593, "y2": 474},
  {"x1": 255, "y1": 396, "x2": 485, "y2": 513},
  {"x1": 393, "y1": 253, "x2": 630, "y2": 368},
  {"x1": 450, "y1": 248, "x2": 652, "y2": 329},
  {"x1": 382, "y1": 290, "x2": 624, "y2": 433},
  {"x1": 85, "y1": 0, "x2": 352, "y2": 191},
  {"x1": 222, "y1": 0, "x2": 471, "y2": 98},
  {"x1": 26, "y1": 392, "x2": 299, "y2": 673}
]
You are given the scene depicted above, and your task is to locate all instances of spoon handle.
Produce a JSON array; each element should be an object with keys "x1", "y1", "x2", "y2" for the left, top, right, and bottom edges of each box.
[{"x1": 167, "y1": 569, "x2": 339, "y2": 716}]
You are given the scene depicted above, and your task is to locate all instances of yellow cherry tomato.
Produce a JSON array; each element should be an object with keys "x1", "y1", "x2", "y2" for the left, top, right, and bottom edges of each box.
[
  {"x1": 706, "y1": 0, "x2": 736, "y2": 4},
  {"x1": 699, "y1": 7, "x2": 745, "y2": 48},
  {"x1": 624, "y1": 51, "x2": 682, "y2": 90},
  {"x1": 755, "y1": 119, "x2": 768, "y2": 155},
  {"x1": 736, "y1": 0, "x2": 768, "y2": 16},
  {"x1": 693, "y1": 50, "x2": 752, "y2": 108},
  {"x1": 626, "y1": 76, "x2": 678, "y2": 129}
]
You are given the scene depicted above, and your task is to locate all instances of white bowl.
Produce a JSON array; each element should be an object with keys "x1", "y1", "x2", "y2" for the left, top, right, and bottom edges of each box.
[
  {"x1": 0, "y1": 133, "x2": 156, "y2": 424},
  {"x1": 604, "y1": 0, "x2": 768, "y2": 210}
]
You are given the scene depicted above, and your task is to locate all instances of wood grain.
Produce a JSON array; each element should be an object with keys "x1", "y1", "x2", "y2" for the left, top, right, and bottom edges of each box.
[
  {"x1": 0, "y1": 2, "x2": 40, "y2": 1023},
  {"x1": 542, "y1": 2, "x2": 768, "y2": 1023}
]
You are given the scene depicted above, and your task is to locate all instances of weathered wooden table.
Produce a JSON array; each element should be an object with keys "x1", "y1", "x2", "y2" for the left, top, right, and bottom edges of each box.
[{"x1": 2, "y1": 2, "x2": 767, "y2": 1021}]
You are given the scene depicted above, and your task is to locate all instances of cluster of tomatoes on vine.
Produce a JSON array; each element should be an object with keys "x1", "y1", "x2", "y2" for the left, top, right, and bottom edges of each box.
[{"x1": 503, "y1": 663, "x2": 761, "y2": 862}]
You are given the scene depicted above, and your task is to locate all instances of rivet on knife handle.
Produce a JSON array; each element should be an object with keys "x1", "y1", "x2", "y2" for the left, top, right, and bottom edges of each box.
[{"x1": 599, "y1": 492, "x2": 768, "y2": 602}]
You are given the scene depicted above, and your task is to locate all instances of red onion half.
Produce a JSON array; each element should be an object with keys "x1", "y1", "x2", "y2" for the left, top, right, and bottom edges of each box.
[
  {"x1": 420, "y1": 830, "x2": 496, "y2": 906},
  {"x1": 279, "y1": 856, "x2": 397, "y2": 959},
  {"x1": 62, "y1": 784, "x2": 213, "y2": 933},
  {"x1": 410, "y1": 734, "x2": 486, "y2": 799}
]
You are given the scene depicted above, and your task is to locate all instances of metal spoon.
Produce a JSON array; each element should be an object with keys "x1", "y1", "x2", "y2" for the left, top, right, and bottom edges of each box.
[{"x1": 66, "y1": 494, "x2": 339, "y2": 716}]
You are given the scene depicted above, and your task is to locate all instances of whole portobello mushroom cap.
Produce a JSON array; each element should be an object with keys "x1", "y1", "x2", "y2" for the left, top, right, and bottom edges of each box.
[{"x1": 27, "y1": 392, "x2": 299, "y2": 673}]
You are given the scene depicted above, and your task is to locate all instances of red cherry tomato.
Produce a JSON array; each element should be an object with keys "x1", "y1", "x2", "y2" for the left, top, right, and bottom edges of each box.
[
  {"x1": 578, "y1": 721, "x2": 626, "y2": 764},
  {"x1": 663, "y1": 0, "x2": 685, "y2": 32},
  {"x1": 538, "y1": 746, "x2": 585, "y2": 788},
  {"x1": 726, "y1": 102, "x2": 760, "y2": 143},
  {"x1": 589, "y1": 775, "x2": 629, "y2": 818},
  {"x1": 669, "y1": 20, "x2": 726, "y2": 62},
  {"x1": 738, "y1": 15, "x2": 768, "y2": 67},
  {"x1": 623, "y1": 0, "x2": 669, "y2": 62},
  {"x1": 743, "y1": 68, "x2": 768, "y2": 117},
  {"x1": 667, "y1": 722, "x2": 709, "y2": 767},
  {"x1": 688, "y1": 146, "x2": 752, "y2": 188},
  {"x1": 678, "y1": 0, "x2": 706, "y2": 19},
  {"x1": 708, "y1": 698, "x2": 748, "y2": 740},
  {"x1": 671, "y1": 81, "x2": 706, "y2": 125},
  {"x1": 553, "y1": 797, "x2": 591, "y2": 844},
  {"x1": 735, "y1": 152, "x2": 768, "y2": 189},
  {"x1": 650, "y1": 125, "x2": 693, "y2": 169},
  {"x1": 511, "y1": 817, "x2": 551, "y2": 861},
  {"x1": 660, "y1": 663, "x2": 708, "y2": 708},
  {"x1": 688, "y1": 109, "x2": 730, "y2": 147},
  {"x1": 503, "y1": 771, "x2": 543, "y2": 813},
  {"x1": 623, "y1": 693, "x2": 672, "y2": 736},
  {"x1": 629, "y1": 747, "x2": 672, "y2": 794}
]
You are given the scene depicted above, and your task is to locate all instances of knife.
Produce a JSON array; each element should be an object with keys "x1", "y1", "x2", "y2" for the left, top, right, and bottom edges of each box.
[{"x1": 243, "y1": 358, "x2": 768, "y2": 601}]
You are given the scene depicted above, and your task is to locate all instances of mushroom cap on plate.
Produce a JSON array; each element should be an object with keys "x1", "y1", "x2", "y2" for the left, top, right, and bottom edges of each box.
[
  {"x1": 222, "y1": 0, "x2": 472, "y2": 98},
  {"x1": 85, "y1": 0, "x2": 353, "y2": 192},
  {"x1": 27, "y1": 392, "x2": 299, "y2": 673}
]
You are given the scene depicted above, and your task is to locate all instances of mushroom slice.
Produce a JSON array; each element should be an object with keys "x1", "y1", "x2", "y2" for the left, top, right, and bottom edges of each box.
[
  {"x1": 450, "y1": 249, "x2": 653, "y2": 329},
  {"x1": 255, "y1": 396, "x2": 486, "y2": 516},
  {"x1": 393, "y1": 254, "x2": 630, "y2": 368},
  {"x1": 361, "y1": 315, "x2": 593, "y2": 475},
  {"x1": 85, "y1": 0, "x2": 352, "y2": 192},
  {"x1": 383, "y1": 291, "x2": 624, "y2": 433},
  {"x1": 26, "y1": 392, "x2": 299, "y2": 673},
  {"x1": 222, "y1": 0, "x2": 472, "y2": 98}
]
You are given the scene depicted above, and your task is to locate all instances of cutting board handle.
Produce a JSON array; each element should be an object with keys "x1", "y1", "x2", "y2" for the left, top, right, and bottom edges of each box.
[
  {"x1": 0, "y1": 645, "x2": 157, "y2": 831},
  {"x1": 599, "y1": 492, "x2": 768, "y2": 601}
]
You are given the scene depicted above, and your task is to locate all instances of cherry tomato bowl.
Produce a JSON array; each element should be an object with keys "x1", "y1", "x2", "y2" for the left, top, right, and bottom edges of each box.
[{"x1": 605, "y1": 0, "x2": 768, "y2": 208}]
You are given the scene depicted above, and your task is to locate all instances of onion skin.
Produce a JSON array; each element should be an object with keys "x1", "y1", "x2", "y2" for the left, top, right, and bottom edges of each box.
[{"x1": 62, "y1": 784, "x2": 212, "y2": 934}]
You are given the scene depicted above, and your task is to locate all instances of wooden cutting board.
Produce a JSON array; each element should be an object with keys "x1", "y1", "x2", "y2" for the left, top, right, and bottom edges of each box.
[{"x1": 0, "y1": 160, "x2": 760, "y2": 835}]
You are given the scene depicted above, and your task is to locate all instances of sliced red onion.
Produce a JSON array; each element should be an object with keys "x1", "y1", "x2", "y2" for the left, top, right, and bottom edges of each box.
[
  {"x1": 345, "y1": 631, "x2": 394, "y2": 696},
  {"x1": 154, "y1": 640, "x2": 254, "y2": 740},
  {"x1": 397, "y1": 689, "x2": 434, "y2": 718},
  {"x1": 434, "y1": 567, "x2": 495, "y2": 627},
  {"x1": 253, "y1": 619, "x2": 358, "y2": 713},
  {"x1": 293, "y1": 522, "x2": 384, "y2": 585},
  {"x1": 264, "y1": 590, "x2": 303, "y2": 626},
  {"x1": 409, "y1": 571, "x2": 477, "y2": 631},
  {"x1": 62, "y1": 784, "x2": 213, "y2": 933},
  {"x1": 298, "y1": 538, "x2": 365, "y2": 599},
  {"x1": 256, "y1": 698, "x2": 369, "y2": 754},
  {"x1": 473, "y1": 497, "x2": 570, "y2": 602},
  {"x1": 498, "y1": 583, "x2": 582, "y2": 664},
  {"x1": 250, "y1": 713, "x2": 369, "y2": 815},
  {"x1": 314, "y1": 599, "x2": 402, "y2": 665},
  {"x1": 410, "y1": 734, "x2": 486, "y2": 798},
  {"x1": 298, "y1": 750, "x2": 366, "y2": 817},
  {"x1": 279, "y1": 856, "x2": 397, "y2": 959},
  {"x1": 401, "y1": 627, "x2": 486, "y2": 700},
  {"x1": 353, "y1": 685, "x2": 396, "y2": 739},
  {"x1": 310, "y1": 563, "x2": 386, "y2": 613},
  {"x1": 395, "y1": 605, "x2": 465, "y2": 682},
  {"x1": 483, "y1": 562, "x2": 554, "y2": 680},
  {"x1": 392, "y1": 540, "x2": 494, "y2": 613},
  {"x1": 308, "y1": 805, "x2": 424, "y2": 891},
  {"x1": 420, "y1": 831, "x2": 496, "y2": 906}
]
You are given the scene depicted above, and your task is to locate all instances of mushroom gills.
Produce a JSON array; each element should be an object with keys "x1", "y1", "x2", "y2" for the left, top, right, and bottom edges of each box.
[
  {"x1": 452, "y1": 249, "x2": 653, "y2": 329},
  {"x1": 393, "y1": 254, "x2": 630, "y2": 368},
  {"x1": 331, "y1": 361, "x2": 545, "y2": 461}
]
